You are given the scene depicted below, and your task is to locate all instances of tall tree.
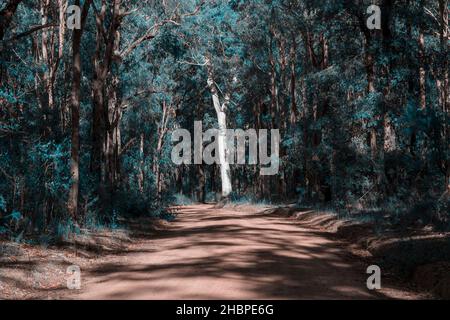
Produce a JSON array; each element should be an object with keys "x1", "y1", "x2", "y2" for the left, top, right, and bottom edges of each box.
[{"x1": 67, "y1": 0, "x2": 93, "y2": 219}]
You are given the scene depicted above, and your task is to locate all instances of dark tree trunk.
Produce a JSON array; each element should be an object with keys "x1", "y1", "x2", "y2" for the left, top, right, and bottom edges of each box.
[
  {"x1": 290, "y1": 33, "x2": 298, "y2": 125},
  {"x1": 67, "y1": 0, "x2": 92, "y2": 219}
]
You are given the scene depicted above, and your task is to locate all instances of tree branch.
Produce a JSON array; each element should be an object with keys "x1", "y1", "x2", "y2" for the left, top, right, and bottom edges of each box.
[
  {"x1": 3, "y1": 23, "x2": 58, "y2": 42},
  {"x1": 120, "y1": 1, "x2": 205, "y2": 58}
]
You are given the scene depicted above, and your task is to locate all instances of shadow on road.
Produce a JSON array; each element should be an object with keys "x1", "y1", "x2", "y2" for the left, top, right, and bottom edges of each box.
[{"x1": 80, "y1": 205, "x2": 390, "y2": 299}]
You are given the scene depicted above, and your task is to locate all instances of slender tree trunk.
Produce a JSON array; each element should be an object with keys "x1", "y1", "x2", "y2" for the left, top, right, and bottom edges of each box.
[
  {"x1": 138, "y1": 133, "x2": 145, "y2": 193},
  {"x1": 206, "y1": 58, "x2": 232, "y2": 199},
  {"x1": 438, "y1": 0, "x2": 449, "y2": 192},
  {"x1": 374, "y1": 0, "x2": 393, "y2": 199},
  {"x1": 365, "y1": 37, "x2": 375, "y2": 93},
  {"x1": 439, "y1": 0, "x2": 449, "y2": 113},
  {"x1": 418, "y1": 30, "x2": 426, "y2": 109},
  {"x1": 216, "y1": 103, "x2": 232, "y2": 198},
  {"x1": 290, "y1": 33, "x2": 298, "y2": 125},
  {"x1": 47, "y1": 0, "x2": 67, "y2": 113},
  {"x1": 67, "y1": 0, "x2": 92, "y2": 219},
  {"x1": 320, "y1": 32, "x2": 329, "y2": 69},
  {"x1": 40, "y1": 0, "x2": 49, "y2": 106},
  {"x1": 272, "y1": 33, "x2": 289, "y2": 199},
  {"x1": 67, "y1": 17, "x2": 82, "y2": 219},
  {"x1": 91, "y1": 2, "x2": 106, "y2": 178},
  {"x1": 364, "y1": 30, "x2": 377, "y2": 162},
  {"x1": 91, "y1": 0, "x2": 116, "y2": 185},
  {"x1": 197, "y1": 165, "x2": 206, "y2": 203}
]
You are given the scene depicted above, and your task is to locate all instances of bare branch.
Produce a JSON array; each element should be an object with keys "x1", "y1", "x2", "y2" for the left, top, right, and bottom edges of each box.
[
  {"x1": 120, "y1": 1, "x2": 205, "y2": 59},
  {"x1": 3, "y1": 23, "x2": 58, "y2": 42},
  {"x1": 119, "y1": 138, "x2": 137, "y2": 156},
  {"x1": 120, "y1": 19, "x2": 179, "y2": 58},
  {"x1": 179, "y1": 60, "x2": 207, "y2": 66}
]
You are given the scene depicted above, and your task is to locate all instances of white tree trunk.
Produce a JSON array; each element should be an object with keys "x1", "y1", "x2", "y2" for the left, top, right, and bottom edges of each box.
[
  {"x1": 216, "y1": 106, "x2": 232, "y2": 198},
  {"x1": 206, "y1": 58, "x2": 232, "y2": 198}
]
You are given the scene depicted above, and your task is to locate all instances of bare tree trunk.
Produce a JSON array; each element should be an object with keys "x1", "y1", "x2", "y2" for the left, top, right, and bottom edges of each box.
[
  {"x1": 197, "y1": 165, "x2": 206, "y2": 203},
  {"x1": 91, "y1": 1, "x2": 107, "y2": 179},
  {"x1": 374, "y1": 0, "x2": 393, "y2": 199},
  {"x1": 268, "y1": 32, "x2": 279, "y2": 198},
  {"x1": 269, "y1": 35, "x2": 278, "y2": 128},
  {"x1": 364, "y1": 36, "x2": 375, "y2": 93},
  {"x1": 205, "y1": 58, "x2": 232, "y2": 199},
  {"x1": 418, "y1": 29, "x2": 426, "y2": 109},
  {"x1": 320, "y1": 32, "x2": 329, "y2": 69},
  {"x1": 275, "y1": 32, "x2": 291, "y2": 199},
  {"x1": 138, "y1": 133, "x2": 144, "y2": 193},
  {"x1": 153, "y1": 100, "x2": 172, "y2": 196},
  {"x1": 364, "y1": 29, "x2": 377, "y2": 162},
  {"x1": 48, "y1": 0, "x2": 67, "y2": 112},
  {"x1": 216, "y1": 102, "x2": 232, "y2": 198},
  {"x1": 438, "y1": 0, "x2": 450, "y2": 193},
  {"x1": 439, "y1": 0, "x2": 449, "y2": 113},
  {"x1": 290, "y1": 33, "x2": 298, "y2": 125},
  {"x1": 40, "y1": 0, "x2": 50, "y2": 106},
  {"x1": 300, "y1": 78, "x2": 310, "y2": 201},
  {"x1": 67, "y1": 0, "x2": 92, "y2": 219},
  {"x1": 91, "y1": 3, "x2": 120, "y2": 199}
]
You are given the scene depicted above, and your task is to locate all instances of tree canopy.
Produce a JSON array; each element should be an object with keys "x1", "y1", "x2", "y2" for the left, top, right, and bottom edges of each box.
[{"x1": 0, "y1": 0, "x2": 448, "y2": 238}]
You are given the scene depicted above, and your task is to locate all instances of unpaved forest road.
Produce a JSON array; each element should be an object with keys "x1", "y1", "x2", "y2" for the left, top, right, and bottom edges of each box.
[{"x1": 71, "y1": 205, "x2": 419, "y2": 299}]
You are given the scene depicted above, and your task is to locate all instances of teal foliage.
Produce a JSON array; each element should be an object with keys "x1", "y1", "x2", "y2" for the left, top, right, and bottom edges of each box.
[
  {"x1": 171, "y1": 193, "x2": 194, "y2": 206},
  {"x1": 0, "y1": 195, "x2": 6, "y2": 212},
  {"x1": 0, "y1": 0, "x2": 448, "y2": 241}
]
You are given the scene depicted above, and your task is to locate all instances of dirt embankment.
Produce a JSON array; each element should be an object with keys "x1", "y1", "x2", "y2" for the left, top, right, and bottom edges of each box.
[
  {"x1": 0, "y1": 218, "x2": 168, "y2": 299},
  {"x1": 256, "y1": 205, "x2": 450, "y2": 299}
]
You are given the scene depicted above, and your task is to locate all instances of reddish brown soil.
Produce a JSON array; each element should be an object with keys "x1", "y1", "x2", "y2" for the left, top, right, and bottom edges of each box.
[{"x1": 67, "y1": 205, "x2": 425, "y2": 299}]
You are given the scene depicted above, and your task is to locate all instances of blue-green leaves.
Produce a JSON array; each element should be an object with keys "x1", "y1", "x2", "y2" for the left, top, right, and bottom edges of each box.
[
  {"x1": 6, "y1": 210, "x2": 21, "y2": 222},
  {"x1": 0, "y1": 195, "x2": 6, "y2": 212}
]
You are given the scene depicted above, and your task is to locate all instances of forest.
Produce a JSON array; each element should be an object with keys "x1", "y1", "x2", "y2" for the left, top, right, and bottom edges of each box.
[
  {"x1": 0, "y1": 0, "x2": 449, "y2": 300},
  {"x1": 1, "y1": 0, "x2": 448, "y2": 236}
]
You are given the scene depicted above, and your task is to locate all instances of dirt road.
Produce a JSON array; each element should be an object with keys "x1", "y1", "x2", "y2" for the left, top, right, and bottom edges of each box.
[{"x1": 71, "y1": 205, "x2": 419, "y2": 299}]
